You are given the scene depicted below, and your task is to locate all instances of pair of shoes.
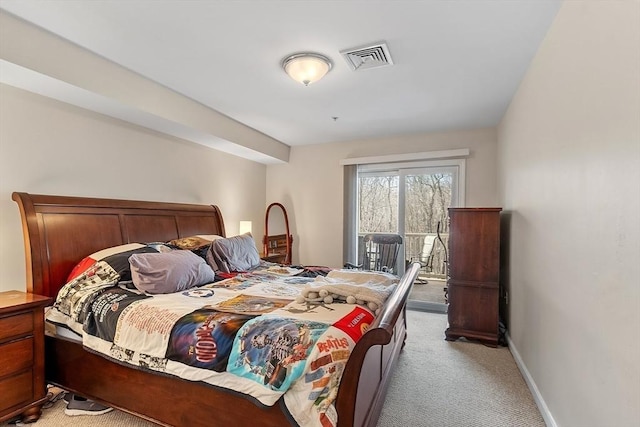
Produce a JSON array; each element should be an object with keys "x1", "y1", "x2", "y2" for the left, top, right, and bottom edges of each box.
[
  {"x1": 7, "y1": 415, "x2": 24, "y2": 426},
  {"x1": 64, "y1": 394, "x2": 113, "y2": 416},
  {"x1": 42, "y1": 388, "x2": 67, "y2": 409}
]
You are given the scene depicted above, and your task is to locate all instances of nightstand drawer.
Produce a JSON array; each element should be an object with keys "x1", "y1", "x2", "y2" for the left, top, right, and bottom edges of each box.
[
  {"x1": 0, "y1": 337, "x2": 33, "y2": 378},
  {"x1": 0, "y1": 291, "x2": 51, "y2": 423},
  {"x1": 0, "y1": 370, "x2": 33, "y2": 411},
  {"x1": 0, "y1": 312, "x2": 34, "y2": 341}
]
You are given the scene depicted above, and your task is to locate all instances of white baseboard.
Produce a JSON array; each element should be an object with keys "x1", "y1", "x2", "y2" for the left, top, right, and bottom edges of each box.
[{"x1": 506, "y1": 332, "x2": 558, "y2": 427}]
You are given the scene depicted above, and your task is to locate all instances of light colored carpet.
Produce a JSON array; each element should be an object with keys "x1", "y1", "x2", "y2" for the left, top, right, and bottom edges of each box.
[
  {"x1": 377, "y1": 310, "x2": 545, "y2": 427},
  {"x1": 2, "y1": 310, "x2": 544, "y2": 427},
  {"x1": 1, "y1": 394, "x2": 155, "y2": 427}
]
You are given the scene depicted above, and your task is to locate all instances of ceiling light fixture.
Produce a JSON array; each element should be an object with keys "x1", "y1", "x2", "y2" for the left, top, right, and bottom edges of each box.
[{"x1": 282, "y1": 52, "x2": 332, "y2": 86}]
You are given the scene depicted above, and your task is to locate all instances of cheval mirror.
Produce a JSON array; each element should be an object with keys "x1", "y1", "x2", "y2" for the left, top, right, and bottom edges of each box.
[{"x1": 263, "y1": 202, "x2": 293, "y2": 264}]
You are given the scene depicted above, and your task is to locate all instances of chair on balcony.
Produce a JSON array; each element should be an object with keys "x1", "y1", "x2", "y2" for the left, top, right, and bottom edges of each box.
[
  {"x1": 409, "y1": 234, "x2": 437, "y2": 284},
  {"x1": 345, "y1": 233, "x2": 403, "y2": 275}
]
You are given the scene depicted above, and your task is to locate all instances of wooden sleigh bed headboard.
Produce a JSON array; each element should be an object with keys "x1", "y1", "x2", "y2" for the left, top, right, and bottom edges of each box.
[
  {"x1": 12, "y1": 191, "x2": 419, "y2": 427},
  {"x1": 12, "y1": 192, "x2": 226, "y2": 298}
]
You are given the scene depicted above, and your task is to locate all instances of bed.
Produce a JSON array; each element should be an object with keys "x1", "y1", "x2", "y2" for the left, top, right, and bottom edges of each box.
[{"x1": 12, "y1": 192, "x2": 420, "y2": 427}]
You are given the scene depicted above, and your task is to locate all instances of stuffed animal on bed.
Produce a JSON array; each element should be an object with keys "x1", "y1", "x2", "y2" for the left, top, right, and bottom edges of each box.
[{"x1": 295, "y1": 269, "x2": 398, "y2": 315}]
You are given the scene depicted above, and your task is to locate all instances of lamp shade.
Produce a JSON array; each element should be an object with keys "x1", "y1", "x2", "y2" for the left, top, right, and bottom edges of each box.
[
  {"x1": 282, "y1": 52, "x2": 332, "y2": 86},
  {"x1": 239, "y1": 221, "x2": 252, "y2": 235}
]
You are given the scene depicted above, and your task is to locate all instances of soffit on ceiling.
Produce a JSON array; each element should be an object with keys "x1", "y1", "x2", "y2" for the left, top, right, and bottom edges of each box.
[{"x1": 0, "y1": 1, "x2": 562, "y2": 149}]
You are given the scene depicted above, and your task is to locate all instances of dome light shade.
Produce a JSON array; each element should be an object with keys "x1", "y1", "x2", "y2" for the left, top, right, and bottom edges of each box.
[{"x1": 282, "y1": 52, "x2": 332, "y2": 86}]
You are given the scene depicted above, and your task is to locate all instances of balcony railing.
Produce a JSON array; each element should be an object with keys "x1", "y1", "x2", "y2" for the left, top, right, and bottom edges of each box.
[{"x1": 357, "y1": 232, "x2": 448, "y2": 279}]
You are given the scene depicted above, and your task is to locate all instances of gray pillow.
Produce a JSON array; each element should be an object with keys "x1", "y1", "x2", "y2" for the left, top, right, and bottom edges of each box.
[
  {"x1": 206, "y1": 233, "x2": 260, "y2": 273},
  {"x1": 129, "y1": 250, "x2": 216, "y2": 294}
]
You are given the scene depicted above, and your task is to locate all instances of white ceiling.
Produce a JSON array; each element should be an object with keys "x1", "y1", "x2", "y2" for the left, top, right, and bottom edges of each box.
[{"x1": 0, "y1": 0, "x2": 562, "y2": 148}]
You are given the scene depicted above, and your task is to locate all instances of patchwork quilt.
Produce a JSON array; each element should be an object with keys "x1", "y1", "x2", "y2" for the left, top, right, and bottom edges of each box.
[{"x1": 46, "y1": 245, "x2": 396, "y2": 427}]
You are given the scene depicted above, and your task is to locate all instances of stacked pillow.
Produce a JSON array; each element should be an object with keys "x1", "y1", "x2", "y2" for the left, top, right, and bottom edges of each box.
[
  {"x1": 63, "y1": 233, "x2": 262, "y2": 296},
  {"x1": 129, "y1": 250, "x2": 215, "y2": 294},
  {"x1": 205, "y1": 233, "x2": 261, "y2": 273},
  {"x1": 168, "y1": 232, "x2": 262, "y2": 273},
  {"x1": 168, "y1": 234, "x2": 223, "y2": 260}
]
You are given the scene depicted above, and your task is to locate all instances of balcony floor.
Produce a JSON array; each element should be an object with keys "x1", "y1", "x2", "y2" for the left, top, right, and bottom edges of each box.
[{"x1": 409, "y1": 277, "x2": 447, "y2": 305}]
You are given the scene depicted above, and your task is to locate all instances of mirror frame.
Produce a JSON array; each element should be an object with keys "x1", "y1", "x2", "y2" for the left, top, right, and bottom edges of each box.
[{"x1": 263, "y1": 202, "x2": 293, "y2": 264}]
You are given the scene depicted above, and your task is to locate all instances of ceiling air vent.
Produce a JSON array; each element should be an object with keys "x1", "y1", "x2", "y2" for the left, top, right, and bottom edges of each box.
[{"x1": 340, "y1": 42, "x2": 394, "y2": 71}]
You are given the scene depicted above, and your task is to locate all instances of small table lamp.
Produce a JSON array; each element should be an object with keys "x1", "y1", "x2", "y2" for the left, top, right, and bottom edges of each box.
[{"x1": 239, "y1": 221, "x2": 252, "y2": 235}]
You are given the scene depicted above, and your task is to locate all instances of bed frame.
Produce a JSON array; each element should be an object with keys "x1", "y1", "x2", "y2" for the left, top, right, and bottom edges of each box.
[{"x1": 12, "y1": 192, "x2": 419, "y2": 427}]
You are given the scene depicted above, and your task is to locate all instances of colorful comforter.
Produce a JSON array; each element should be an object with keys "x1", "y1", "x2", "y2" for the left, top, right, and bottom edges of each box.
[{"x1": 46, "y1": 260, "x2": 395, "y2": 427}]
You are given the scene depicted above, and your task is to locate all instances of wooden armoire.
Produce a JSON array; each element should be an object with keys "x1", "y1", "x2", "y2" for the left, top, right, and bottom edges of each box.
[{"x1": 445, "y1": 207, "x2": 502, "y2": 346}]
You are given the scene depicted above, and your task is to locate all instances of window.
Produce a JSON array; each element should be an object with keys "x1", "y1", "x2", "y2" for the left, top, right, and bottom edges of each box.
[{"x1": 345, "y1": 158, "x2": 465, "y2": 278}]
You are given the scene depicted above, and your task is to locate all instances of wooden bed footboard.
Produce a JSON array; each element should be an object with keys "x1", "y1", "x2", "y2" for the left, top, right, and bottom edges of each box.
[
  {"x1": 45, "y1": 335, "x2": 292, "y2": 426},
  {"x1": 12, "y1": 192, "x2": 420, "y2": 426},
  {"x1": 337, "y1": 262, "x2": 419, "y2": 426}
]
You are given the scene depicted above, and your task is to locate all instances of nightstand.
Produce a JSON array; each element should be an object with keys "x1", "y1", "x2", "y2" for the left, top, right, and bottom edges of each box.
[{"x1": 0, "y1": 291, "x2": 52, "y2": 423}]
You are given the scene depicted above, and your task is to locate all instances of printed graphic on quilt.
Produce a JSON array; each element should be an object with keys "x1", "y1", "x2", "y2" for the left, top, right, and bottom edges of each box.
[
  {"x1": 228, "y1": 317, "x2": 329, "y2": 391},
  {"x1": 83, "y1": 287, "x2": 150, "y2": 342},
  {"x1": 211, "y1": 294, "x2": 292, "y2": 315},
  {"x1": 166, "y1": 309, "x2": 255, "y2": 371},
  {"x1": 280, "y1": 305, "x2": 375, "y2": 427}
]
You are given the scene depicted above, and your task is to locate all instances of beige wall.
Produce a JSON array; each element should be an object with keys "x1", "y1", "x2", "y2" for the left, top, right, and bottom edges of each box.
[
  {"x1": 0, "y1": 84, "x2": 267, "y2": 292},
  {"x1": 0, "y1": 11, "x2": 289, "y2": 164},
  {"x1": 497, "y1": 1, "x2": 640, "y2": 426},
  {"x1": 267, "y1": 128, "x2": 498, "y2": 267}
]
